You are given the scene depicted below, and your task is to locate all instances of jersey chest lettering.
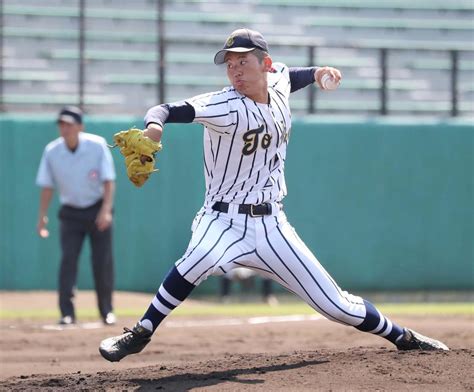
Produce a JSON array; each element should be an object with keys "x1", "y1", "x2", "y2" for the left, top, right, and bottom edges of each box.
[{"x1": 241, "y1": 125, "x2": 272, "y2": 156}]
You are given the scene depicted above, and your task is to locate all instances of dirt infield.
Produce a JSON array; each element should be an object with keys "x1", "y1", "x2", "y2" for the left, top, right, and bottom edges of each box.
[{"x1": 0, "y1": 291, "x2": 472, "y2": 391}]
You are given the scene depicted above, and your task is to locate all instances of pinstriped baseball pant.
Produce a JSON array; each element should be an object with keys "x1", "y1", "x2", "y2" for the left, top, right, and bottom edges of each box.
[{"x1": 175, "y1": 204, "x2": 367, "y2": 327}]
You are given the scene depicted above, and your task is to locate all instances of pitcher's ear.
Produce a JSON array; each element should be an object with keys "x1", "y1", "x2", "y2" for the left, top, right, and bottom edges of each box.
[{"x1": 263, "y1": 56, "x2": 273, "y2": 71}]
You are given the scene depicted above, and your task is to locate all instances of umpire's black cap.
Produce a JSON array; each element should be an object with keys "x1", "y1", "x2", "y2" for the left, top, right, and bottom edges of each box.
[
  {"x1": 57, "y1": 105, "x2": 83, "y2": 124},
  {"x1": 214, "y1": 28, "x2": 269, "y2": 65}
]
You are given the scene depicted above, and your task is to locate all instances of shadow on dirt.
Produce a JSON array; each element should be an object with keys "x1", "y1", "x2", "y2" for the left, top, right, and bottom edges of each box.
[{"x1": 131, "y1": 358, "x2": 329, "y2": 391}]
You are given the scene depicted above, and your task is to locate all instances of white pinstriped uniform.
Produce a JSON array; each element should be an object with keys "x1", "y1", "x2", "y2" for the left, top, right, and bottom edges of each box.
[{"x1": 168, "y1": 63, "x2": 391, "y2": 332}]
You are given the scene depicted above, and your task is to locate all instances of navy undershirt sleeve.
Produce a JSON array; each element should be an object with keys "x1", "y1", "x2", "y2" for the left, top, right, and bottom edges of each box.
[
  {"x1": 166, "y1": 101, "x2": 195, "y2": 123},
  {"x1": 289, "y1": 67, "x2": 318, "y2": 93},
  {"x1": 144, "y1": 101, "x2": 195, "y2": 128}
]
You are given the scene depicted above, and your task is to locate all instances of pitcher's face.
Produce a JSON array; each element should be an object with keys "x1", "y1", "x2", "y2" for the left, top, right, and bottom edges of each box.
[{"x1": 225, "y1": 51, "x2": 271, "y2": 101}]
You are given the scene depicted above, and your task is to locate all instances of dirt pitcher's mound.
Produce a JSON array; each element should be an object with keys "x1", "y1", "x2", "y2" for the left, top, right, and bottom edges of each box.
[{"x1": 1, "y1": 349, "x2": 472, "y2": 391}]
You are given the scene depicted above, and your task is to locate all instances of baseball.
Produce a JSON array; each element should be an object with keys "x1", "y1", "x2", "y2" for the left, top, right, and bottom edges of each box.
[{"x1": 321, "y1": 74, "x2": 339, "y2": 90}]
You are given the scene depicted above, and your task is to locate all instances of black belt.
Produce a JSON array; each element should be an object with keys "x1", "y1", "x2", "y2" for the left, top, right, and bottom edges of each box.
[{"x1": 212, "y1": 201, "x2": 272, "y2": 217}]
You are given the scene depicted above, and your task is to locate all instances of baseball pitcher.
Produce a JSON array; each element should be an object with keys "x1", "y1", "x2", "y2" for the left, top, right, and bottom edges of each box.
[{"x1": 100, "y1": 29, "x2": 448, "y2": 362}]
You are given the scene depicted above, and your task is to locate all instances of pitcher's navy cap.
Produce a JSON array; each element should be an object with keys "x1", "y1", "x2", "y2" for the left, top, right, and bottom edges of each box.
[
  {"x1": 214, "y1": 28, "x2": 269, "y2": 65},
  {"x1": 57, "y1": 106, "x2": 83, "y2": 124}
]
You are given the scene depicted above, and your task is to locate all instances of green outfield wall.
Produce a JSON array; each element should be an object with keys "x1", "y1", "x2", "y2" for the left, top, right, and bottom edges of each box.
[{"x1": 1, "y1": 115, "x2": 472, "y2": 294}]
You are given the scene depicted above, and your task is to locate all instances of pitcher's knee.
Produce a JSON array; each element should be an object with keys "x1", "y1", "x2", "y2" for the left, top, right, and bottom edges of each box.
[
  {"x1": 176, "y1": 259, "x2": 218, "y2": 286},
  {"x1": 316, "y1": 297, "x2": 366, "y2": 327},
  {"x1": 325, "y1": 308, "x2": 364, "y2": 326}
]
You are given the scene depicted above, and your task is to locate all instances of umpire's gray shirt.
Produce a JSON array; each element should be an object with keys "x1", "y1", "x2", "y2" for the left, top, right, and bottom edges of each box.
[{"x1": 36, "y1": 132, "x2": 116, "y2": 208}]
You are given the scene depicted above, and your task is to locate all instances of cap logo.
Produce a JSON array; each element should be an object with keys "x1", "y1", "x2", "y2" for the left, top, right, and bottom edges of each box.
[{"x1": 225, "y1": 36, "x2": 234, "y2": 48}]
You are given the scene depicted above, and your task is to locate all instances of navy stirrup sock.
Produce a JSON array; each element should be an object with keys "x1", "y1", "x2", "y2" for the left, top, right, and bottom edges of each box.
[
  {"x1": 140, "y1": 266, "x2": 195, "y2": 332},
  {"x1": 355, "y1": 300, "x2": 404, "y2": 344}
]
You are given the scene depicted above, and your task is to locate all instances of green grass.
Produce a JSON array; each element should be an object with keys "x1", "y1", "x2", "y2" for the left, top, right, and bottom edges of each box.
[{"x1": 0, "y1": 302, "x2": 472, "y2": 321}]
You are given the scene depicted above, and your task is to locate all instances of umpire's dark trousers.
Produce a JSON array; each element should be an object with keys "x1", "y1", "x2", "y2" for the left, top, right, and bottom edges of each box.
[{"x1": 58, "y1": 200, "x2": 114, "y2": 320}]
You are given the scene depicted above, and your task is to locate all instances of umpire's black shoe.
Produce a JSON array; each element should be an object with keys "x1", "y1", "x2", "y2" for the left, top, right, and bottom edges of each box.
[
  {"x1": 58, "y1": 315, "x2": 75, "y2": 325},
  {"x1": 102, "y1": 312, "x2": 117, "y2": 326},
  {"x1": 395, "y1": 328, "x2": 449, "y2": 351},
  {"x1": 99, "y1": 322, "x2": 152, "y2": 362}
]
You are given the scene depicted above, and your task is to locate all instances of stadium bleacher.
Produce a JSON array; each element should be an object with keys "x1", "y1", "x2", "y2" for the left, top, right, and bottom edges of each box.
[{"x1": 2, "y1": 0, "x2": 473, "y2": 116}]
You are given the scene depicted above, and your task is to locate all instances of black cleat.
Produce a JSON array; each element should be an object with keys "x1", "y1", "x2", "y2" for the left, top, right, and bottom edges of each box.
[
  {"x1": 99, "y1": 322, "x2": 152, "y2": 362},
  {"x1": 395, "y1": 328, "x2": 449, "y2": 351}
]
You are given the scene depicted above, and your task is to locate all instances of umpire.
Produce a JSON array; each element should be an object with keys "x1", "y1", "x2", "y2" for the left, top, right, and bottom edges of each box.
[{"x1": 36, "y1": 106, "x2": 117, "y2": 326}]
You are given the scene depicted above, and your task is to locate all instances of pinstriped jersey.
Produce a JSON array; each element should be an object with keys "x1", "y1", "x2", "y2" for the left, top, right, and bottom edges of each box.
[{"x1": 186, "y1": 63, "x2": 292, "y2": 206}]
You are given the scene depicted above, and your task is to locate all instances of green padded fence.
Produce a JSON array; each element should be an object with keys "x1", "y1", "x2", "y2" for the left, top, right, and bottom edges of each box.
[{"x1": 0, "y1": 115, "x2": 472, "y2": 294}]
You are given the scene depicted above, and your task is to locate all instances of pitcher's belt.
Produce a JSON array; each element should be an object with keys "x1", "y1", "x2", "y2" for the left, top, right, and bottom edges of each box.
[{"x1": 212, "y1": 201, "x2": 273, "y2": 217}]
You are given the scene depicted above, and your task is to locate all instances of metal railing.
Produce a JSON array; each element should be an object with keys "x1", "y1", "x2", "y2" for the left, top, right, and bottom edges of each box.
[{"x1": 2, "y1": 0, "x2": 473, "y2": 116}]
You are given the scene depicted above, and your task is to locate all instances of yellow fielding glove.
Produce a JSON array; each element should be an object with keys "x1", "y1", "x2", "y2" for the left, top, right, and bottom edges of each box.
[{"x1": 111, "y1": 128, "x2": 162, "y2": 187}]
